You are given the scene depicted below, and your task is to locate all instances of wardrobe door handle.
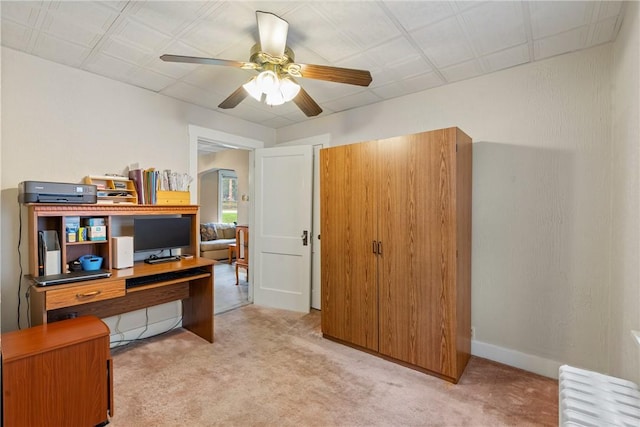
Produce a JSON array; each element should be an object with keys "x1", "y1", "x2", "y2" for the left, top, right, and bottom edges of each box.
[
  {"x1": 377, "y1": 241, "x2": 382, "y2": 255},
  {"x1": 372, "y1": 240, "x2": 377, "y2": 254}
]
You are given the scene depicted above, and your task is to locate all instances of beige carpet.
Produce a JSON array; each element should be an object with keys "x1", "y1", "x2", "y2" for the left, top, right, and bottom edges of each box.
[
  {"x1": 109, "y1": 305, "x2": 557, "y2": 426},
  {"x1": 214, "y1": 262, "x2": 249, "y2": 314}
]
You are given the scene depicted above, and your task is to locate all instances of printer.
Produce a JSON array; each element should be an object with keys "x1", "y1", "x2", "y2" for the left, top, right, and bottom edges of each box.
[{"x1": 18, "y1": 181, "x2": 97, "y2": 204}]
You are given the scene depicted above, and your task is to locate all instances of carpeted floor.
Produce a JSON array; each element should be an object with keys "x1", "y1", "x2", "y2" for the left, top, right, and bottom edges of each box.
[
  {"x1": 109, "y1": 305, "x2": 558, "y2": 426},
  {"x1": 214, "y1": 262, "x2": 249, "y2": 314}
]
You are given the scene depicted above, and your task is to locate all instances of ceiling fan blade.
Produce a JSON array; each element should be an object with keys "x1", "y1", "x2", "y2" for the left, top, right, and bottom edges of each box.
[
  {"x1": 256, "y1": 11, "x2": 288, "y2": 57},
  {"x1": 218, "y1": 86, "x2": 249, "y2": 109},
  {"x1": 293, "y1": 87, "x2": 322, "y2": 117},
  {"x1": 292, "y1": 63, "x2": 372, "y2": 87},
  {"x1": 160, "y1": 54, "x2": 252, "y2": 69}
]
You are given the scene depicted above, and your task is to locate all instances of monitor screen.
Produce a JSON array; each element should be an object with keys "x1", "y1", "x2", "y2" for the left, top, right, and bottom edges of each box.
[{"x1": 133, "y1": 217, "x2": 192, "y2": 253}]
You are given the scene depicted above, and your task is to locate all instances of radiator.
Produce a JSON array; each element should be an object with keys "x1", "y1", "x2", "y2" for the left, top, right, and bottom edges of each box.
[{"x1": 559, "y1": 365, "x2": 640, "y2": 426}]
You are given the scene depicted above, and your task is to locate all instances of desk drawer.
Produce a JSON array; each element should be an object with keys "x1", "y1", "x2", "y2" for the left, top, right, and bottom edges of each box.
[{"x1": 46, "y1": 280, "x2": 126, "y2": 310}]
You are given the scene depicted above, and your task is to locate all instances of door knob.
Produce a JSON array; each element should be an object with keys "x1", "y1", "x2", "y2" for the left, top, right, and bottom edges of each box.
[{"x1": 301, "y1": 230, "x2": 309, "y2": 246}]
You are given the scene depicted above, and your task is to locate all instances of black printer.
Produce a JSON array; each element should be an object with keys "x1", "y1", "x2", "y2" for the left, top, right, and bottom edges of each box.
[{"x1": 18, "y1": 181, "x2": 97, "y2": 204}]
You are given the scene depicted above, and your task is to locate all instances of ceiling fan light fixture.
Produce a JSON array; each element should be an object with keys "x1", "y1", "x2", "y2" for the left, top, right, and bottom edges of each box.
[
  {"x1": 265, "y1": 90, "x2": 285, "y2": 106},
  {"x1": 256, "y1": 70, "x2": 279, "y2": 94},
  {"x1": 242, "y1": 77, "x2": 262, "y2": 101},
  {"x1": 280, "y1": 77, "x2": 300, "y2": 102}
]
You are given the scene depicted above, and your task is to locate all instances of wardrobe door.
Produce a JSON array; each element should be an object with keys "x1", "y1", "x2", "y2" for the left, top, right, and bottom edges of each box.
[
  {"x1": 320, "y1": 141, "x2": 379, "y2": 351},
  {"x1": 377, "y1": 129, "x2": 457, "y2": 377}
]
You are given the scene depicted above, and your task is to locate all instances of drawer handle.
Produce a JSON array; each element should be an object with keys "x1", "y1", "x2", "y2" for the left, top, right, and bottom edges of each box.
[{"x1": 76, "y1": 290, "x2": 101, "y2": 298}]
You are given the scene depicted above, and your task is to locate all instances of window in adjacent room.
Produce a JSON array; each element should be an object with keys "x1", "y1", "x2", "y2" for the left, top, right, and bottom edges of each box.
[{"x1": 218, "y1": 170, "x2": 238, "y2": 223}]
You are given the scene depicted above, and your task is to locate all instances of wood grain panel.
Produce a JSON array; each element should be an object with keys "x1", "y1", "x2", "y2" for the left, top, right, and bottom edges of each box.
[
  {"x1": 2, "y1": 316, "x2": 110, "y2": 426},
  {"x1": 454, "y1": 127, "x2": 473, "y2": 379},
  {"x1": 45, "y1": 279, "x2": 126, "y2": 310},
  {"x1": 377, "y1": 129, "x2": 457, "y2": 377},
  {"x1": 320, "y1": 141, "x2": 378, "y2": 351}
]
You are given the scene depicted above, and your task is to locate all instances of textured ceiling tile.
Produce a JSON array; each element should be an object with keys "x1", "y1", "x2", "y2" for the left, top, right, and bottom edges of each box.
[
  {"x1": 161, "y1": 81, "x2": 222, "y2": 110},
  {"x1": 126, "y1": 1, "x2": 214, "y2": 36},
  {"x1": 260, "y1": 116, "x2": 296, "y2": 129},
  {"x1": 440, "y1": 59, "x2": 483, "y2": 83},
  {"x1": 284, "y1": 4, "x2": 360, "y2": 62},
  {"x1": 181, "y1": 66, "x2": 253, "y2": 94},
  {"x1": 370, "y1": 80, "x2": 409, "y2": 99},
  {"x1": 402, "y1": 72, "x2": 445, "y2": 92},
  {"x1": 461, "y1": 1, "x2": 527, "y2": 55},
  {"x1": 179, "y1": 2, "x2": 256, "y2": 56},
  {"x1": 47, "y1": 1, "x2": 120, "y2": 31},
  {"x1": 32, "y1": 33, "x2": 89, "y2": 67},
  {"x1": 481, "y1": 43, "x2": 530, "y2": 73},
  {"x1": 385, "y1": 55, "x2": 433, "y2": 80},
  {"x1": 533, "y1": 26, "x2": 589, "y2": 60},
  {"x1": 589, "y1": 16, "x2": 618, "y2": 46},
  {"x1": 100, "y1": 37, "x2": 153, "y2": 65},
  {"x1": 383, "y1": 1, "x2": 456, "y2": 31},
  {"x1": 0, "y1": 2, "x2": 42, "y2": 26},
  {"x1": 365, "y1": 36, "x2": 425, "y2": 65},
  {"x1": 1, "y1": 19, "x2": 34, "y2": 51},
  {"x1": 312, "y1": 2, "x2": 400, "y2": 50},
  {"x1": 530, "y1": 1, "x2": 594, "y2": 39},
  {"x1": 126, "y1": 68, "x2": 176, "y2": 92},
  {"x1": 410, "y1": 15, "x2": 475, "y2": 68},
  {"x1": 322, "y1": 90, "x2": 383, "y2": 112},
  {"x1": 110, "y1": 18, "x2": 172, "y2": 52},
  {"x1": 597, "y1": 1, "x2": 622, "y2": 20},
  {"x1": 83, "y1": 52, "x2": 137, "y2": 80},
  {"x1": 39, "y1": 10, "x2": 107, "y2": 47}
]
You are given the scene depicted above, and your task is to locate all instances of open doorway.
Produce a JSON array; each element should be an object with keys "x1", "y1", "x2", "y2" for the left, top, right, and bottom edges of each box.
[
  {"x1": 200, "y1": 161, "x2": 249, "y2": 314},
  {"x1": 188, "y1": 125, "x2": 265, "y2": 315}
]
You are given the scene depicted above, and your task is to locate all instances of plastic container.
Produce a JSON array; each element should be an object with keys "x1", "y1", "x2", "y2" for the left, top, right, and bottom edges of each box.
[{"x1": 78, "y1": 255, "x2": 103, "y2": 271}]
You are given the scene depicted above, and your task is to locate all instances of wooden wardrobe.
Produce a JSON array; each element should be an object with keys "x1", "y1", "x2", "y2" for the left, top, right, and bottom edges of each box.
[{"x1": 320, "y1": 127, "x2": 472, "y2": 383}]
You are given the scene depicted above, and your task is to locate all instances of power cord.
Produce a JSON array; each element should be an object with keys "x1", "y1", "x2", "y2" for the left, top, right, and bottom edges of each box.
[
  {"x1": 109, "y1": 315, "x2": 184, "y2": 352},
  {"x1": 17, "y1": 202, "x2": 23, "y2": 329}
]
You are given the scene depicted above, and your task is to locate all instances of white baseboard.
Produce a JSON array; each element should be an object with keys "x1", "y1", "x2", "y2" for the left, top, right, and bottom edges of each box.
[
  {"x1": 108, "y1": 317, "x2": 182, "y2": 348},
  {"x1": 471, "y1": 339, "x2": 561, "y2": 379}
]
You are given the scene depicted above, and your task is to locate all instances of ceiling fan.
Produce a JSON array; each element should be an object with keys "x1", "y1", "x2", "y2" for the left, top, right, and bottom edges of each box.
[{"x1": 160, "y1": 11, "x2": 373, "y2": 117}]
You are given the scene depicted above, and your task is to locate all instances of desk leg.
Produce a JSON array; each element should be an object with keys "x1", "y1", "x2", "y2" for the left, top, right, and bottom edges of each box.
[{"x1": 182, "y1": 266, "x2": 214, "y2": 343}]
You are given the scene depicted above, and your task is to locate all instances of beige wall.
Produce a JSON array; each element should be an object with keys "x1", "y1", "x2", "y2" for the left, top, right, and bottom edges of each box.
[
  {"x1": 0, "y1": 47, "x2": 273, "y2": 333},
  {"x1": 198, "y1": 149, "x2": 251, "y2": 225},
  {"x1": 199, "y1": 171, "x2": 219, "y2": 223},
  {"x1": 610, "y1": 1, "x2": 640, "y2": 384},
  {"x1": 278, "y1": 43, "x2": 627, "y2": 379}
]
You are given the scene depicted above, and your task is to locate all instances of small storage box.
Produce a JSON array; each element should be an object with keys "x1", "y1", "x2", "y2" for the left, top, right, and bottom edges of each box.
[
  {"x1": 156, "y1": 191, "x2": 190, "y2": 205},
  {"x1": 87, "y1": 226, "x2": 106, "y2": 241}
]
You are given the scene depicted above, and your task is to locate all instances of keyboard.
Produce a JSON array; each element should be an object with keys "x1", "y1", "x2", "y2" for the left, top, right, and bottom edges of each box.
[
  {"x1": 33, "y1": 269, "x2": 112, "y2": 287},
  {"x1": 125, "y1": 267, "x2": 209, "y2": 289},
  {"x1": 144, "y1": 256, "x2": 181, "y2": 265}
]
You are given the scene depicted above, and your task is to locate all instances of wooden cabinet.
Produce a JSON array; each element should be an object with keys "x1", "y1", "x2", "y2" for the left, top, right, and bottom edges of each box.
[
  {"x1": 320, "y1": 127, "x2": 472, "y2": 383},
  {"x1": 85, "y1": 175, "x2": 138, "y2": 204},
  {"x1": 1, "y1": 316, "x2": 113, "y2": 426},
  {"x1": 26, "y1": 204, "x2": 201, "y2": 277}
]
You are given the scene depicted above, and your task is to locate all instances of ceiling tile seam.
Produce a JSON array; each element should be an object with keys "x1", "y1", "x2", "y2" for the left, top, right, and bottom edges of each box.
[
  {"x1": 585, "y1": 2, "x2": 602, "y2": 47},
  {"x1": 306, "y1": 2, "x2": 377, "y2": 63},
  {"x1": 521, "y1": 1, "x2": 535, "y2": 66},
  {"x1": 25, "y1": 4, "x2": 48, "y2": 53},
  {"x1": 611, "y1": 1, "x2": 628, "y2": 40},
  {"x1": 134, "y1": 3, "x2": 232, "y2": 83},
  {"x1": 452, "y1": 10, "x2": 485, "y2": 75},
  {"x1": 375, "y1": 0, "x2": 447, "y2": 85},
  {"x1": 78, "y1": 1, "x2": 135, "y2": 70}
]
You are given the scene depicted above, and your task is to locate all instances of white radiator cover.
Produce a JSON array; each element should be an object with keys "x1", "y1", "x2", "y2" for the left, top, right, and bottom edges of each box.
[{"x1": 559, "y1": 365, "x2": 640, "y2": 426}]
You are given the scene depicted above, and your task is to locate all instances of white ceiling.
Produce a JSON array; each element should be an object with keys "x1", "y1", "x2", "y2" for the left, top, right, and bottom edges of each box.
[{"x1": 1, "y1": 1, "x2": 627, "y2": 130}]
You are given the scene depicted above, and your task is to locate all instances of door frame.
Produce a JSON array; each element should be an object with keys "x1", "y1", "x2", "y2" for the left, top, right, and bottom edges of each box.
[
  {"x1": 277, "y1": 134, "x2": 331, "y2": 309},
  {"x1": 188, "y1": 125, "x2": 265, "y2": 302}
]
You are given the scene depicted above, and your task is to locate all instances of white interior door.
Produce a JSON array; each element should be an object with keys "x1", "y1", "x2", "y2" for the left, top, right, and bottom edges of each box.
[{"x1": 253, "y1": 145, "x2": 313, "y2": 312}]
